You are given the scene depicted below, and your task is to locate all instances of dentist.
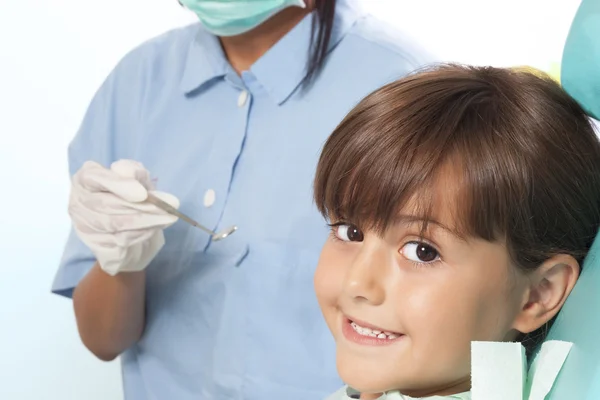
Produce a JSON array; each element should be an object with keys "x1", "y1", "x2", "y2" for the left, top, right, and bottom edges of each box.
[{"x1": 53, "y1": 1, "x2": 435, "y2": 399}]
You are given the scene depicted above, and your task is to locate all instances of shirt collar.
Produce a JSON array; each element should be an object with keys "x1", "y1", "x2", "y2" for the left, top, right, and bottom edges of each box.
[
  {"x1": 180, "y1": 0, "x2": 363, "y2": 101},
  {"x1": 251, "y1": 0, "x2": 363, "y2": 104},
  {"x1": 180, "y1": 26, "x2": 229, "y2": 94}
]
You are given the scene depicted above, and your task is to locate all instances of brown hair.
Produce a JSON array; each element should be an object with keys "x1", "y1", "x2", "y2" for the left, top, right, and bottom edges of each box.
[{"x1": 313, "y1": 64, "x2": 600, "y2": 356}]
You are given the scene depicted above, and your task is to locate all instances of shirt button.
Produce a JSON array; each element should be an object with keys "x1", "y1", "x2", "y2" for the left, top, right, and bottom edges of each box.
[
  {"x1": 203, "y1": 189, "x2": 216, "y2": 207},
  {"x1": 237, "y1": 90, "x2": 249, "y2": 107}
]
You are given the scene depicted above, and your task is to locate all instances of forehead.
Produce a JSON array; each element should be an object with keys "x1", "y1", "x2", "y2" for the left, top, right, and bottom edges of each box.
[{"x1": 397, "y1": 163, "x2": 467, "y2": 236}]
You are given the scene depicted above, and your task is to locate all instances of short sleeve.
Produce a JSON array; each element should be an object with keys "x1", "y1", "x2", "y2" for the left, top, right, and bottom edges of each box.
[
  {"x1": 51, "y1": 62, "x2": 125, "y2": 298},
  {"x1": 50, "y1": 26, "x2": 193, "y2": 297}
]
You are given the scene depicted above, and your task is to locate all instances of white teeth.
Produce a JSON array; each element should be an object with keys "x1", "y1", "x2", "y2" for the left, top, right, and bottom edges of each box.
[{"x1": 350, "y1": 321, "x2": 400, "y2": 340}]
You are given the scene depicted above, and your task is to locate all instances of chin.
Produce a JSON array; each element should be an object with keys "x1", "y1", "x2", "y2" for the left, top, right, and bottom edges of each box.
[{"x1": 336, "y1": 354, "x2": 401, "y2": 394}]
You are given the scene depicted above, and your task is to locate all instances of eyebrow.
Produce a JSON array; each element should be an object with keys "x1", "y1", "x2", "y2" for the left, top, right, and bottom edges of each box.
[{"x1": 394, "y1": 214, "x2": 468, "y2": 242}]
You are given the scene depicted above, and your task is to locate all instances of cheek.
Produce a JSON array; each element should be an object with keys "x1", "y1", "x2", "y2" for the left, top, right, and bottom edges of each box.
[
  {"x1": 399, "y1": 267, "x2": 516, "y2": 360},
  {"x1": 401, "y1": 279, "x2": 473, "y2": 347},
  {"x1": 314, "y1": 242, "x2": 346, "y2": 308},
  {"x1": 466, "y1": 266, "x2": 525, "y2": 338}
]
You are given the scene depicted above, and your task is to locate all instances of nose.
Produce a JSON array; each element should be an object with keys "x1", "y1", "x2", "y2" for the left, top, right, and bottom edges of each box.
[{"x1": 342, "y1": 243, "x2": 388, "y2": 305}]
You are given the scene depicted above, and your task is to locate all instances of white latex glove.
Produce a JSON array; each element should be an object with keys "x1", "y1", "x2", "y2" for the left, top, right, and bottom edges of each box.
[{"x1": 69, "y1": 159, "x2": 180, "y2": 276}]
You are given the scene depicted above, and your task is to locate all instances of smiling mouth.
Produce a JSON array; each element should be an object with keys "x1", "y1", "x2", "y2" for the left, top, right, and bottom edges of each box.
[
  {"x1": 350, "y1": 320, "x2": 402, "y2": 340},
  {"x1": 343, "y1": 317, "x2": 405, "y2": 344}
]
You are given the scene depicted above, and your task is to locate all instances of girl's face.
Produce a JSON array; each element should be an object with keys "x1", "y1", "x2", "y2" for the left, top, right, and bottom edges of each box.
[{"x1": 314, "y1": 188, "x2": 532, "y2": 397}]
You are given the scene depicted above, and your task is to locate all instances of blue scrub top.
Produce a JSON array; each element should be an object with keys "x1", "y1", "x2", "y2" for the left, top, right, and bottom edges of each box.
[{"x1": 52, "y1": 1, "x2": 436, "y2": 399}]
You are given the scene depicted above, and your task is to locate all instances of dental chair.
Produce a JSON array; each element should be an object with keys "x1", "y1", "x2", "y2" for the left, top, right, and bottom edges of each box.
[{"x1": 545, "y1": 2, "x2": 600, "y2": 398}]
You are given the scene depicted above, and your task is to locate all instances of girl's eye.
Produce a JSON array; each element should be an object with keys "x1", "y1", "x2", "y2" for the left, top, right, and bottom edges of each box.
[
  {"x1": 334, "y1": 224, "x2": 364, "y2": 242},
  {"x1": 401, "y1": 242, "x2": 440, "y2": 263}
]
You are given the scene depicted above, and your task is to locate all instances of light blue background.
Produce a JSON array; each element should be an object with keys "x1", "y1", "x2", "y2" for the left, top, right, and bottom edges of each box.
[{"x1": 0, "y1": 0, "x2": 581, "y2": 399}]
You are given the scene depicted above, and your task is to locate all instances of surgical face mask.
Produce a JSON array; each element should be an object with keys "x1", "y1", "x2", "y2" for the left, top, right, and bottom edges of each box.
[
  {"x1": 561, "y1": 0, "x2": 600, "y2": 120},
  {"x1": 179, "y1": 0, "x2": 307, "y2": 37}
]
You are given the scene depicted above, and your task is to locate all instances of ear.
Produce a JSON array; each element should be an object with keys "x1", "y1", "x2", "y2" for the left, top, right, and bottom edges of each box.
[{"x1": 512, "y1": 254, "x2": 580, "y2": 334}]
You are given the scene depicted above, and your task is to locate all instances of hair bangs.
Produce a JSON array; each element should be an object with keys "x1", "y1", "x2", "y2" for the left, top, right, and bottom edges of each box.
[{"x1": 314, "y1": 103, "x2": 466, "y2": 237}]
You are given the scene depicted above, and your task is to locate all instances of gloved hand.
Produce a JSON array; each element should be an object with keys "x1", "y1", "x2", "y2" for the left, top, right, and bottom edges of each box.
[{"x1": 69, "y1": 159, "x2": 180, "y2": 276}]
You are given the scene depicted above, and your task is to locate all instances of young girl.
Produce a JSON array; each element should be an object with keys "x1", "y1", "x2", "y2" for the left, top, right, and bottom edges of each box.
[{"x1": 312, "y1": 64, "x2": 600, "y2": 399}]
